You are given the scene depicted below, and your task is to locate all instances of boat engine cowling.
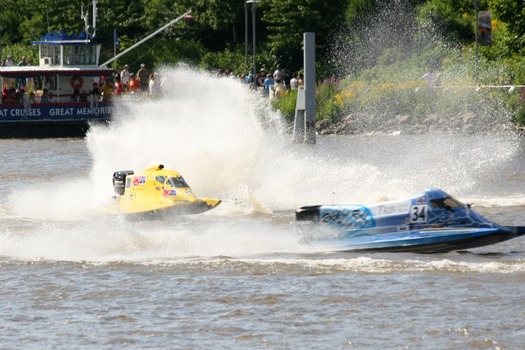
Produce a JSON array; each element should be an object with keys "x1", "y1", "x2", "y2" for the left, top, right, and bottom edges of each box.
[
  {"x1": 296, "y1": 205, "x2": 321, "y2": 222},
  {"x1": 112, "y1": 170, "x2": 134, "y2": 195}
]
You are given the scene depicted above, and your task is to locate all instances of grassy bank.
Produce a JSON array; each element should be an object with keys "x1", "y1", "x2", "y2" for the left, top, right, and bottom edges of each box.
[{"x1": 272, "y1": 59, "x2": 525, "y2": 134}]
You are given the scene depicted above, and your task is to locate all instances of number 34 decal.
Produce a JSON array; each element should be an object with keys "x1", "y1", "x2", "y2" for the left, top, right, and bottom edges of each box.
[{"x1": 410, "y1": 205, "x2": 428, "y2": 223}]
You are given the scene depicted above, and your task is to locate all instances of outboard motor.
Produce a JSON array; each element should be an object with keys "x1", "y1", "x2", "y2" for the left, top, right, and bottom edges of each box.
[
  {"x1": 296, "y1": 205, "x2": 321, "y2": 222},
  {"x1": 112, "y1": 170, "x2": 134, "y2": 195}
]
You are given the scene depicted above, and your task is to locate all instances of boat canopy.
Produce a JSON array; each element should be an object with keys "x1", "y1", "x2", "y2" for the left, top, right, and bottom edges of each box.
[{"x1": 30, "y1": 30, "x2": 95, "y2": 45}]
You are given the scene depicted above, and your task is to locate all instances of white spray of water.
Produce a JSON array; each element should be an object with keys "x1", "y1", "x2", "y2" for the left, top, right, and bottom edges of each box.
[
  {"x1": 87, "y1": 66, "x2": 273, "y2": 202},
  {"x1": 83, "y1": 65, "x2": 392, "y2": 213},
  {"x1": 3, "y1": 65, "x2": 524, "y2": 261},
  {"x1": 7, "y1": 65, "x2": 522, "y2": 216}
]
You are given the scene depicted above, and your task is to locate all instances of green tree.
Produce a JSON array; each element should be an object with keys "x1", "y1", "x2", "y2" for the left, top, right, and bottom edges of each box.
[
  {"x1": 490, "y1": 0, "x2": 525, "y2": 55},
  {"x1": 1, "y1": 0, "x2": 34, "y2": 44},
  {"x1": 260, "y1": 0, "x2": 348, "y2": 75},
  {"x1": 144, "y1": 0, "x2": 247, "y2": 50},
  {"x1": 417, "y1": 0, "x2": 476, "y2": 44},
  {"x1": 344, "y1": 0, "x2": 377, "y2": 23}
]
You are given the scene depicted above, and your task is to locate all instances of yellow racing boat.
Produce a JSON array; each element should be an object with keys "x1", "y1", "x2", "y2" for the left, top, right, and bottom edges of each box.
[{"x1": 112, "y1": 164, "x2": 221, "y2": 215}]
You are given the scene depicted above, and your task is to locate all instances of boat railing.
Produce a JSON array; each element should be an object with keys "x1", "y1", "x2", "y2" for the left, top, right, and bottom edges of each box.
[{"x1": 0, "y1": 94, "x2": 111, "y2": 107}]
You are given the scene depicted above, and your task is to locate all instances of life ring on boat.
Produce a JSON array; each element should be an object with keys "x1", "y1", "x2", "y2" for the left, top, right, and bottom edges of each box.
[{"x1": 71, "y1": 76, "x2": 83, "y2": 90}]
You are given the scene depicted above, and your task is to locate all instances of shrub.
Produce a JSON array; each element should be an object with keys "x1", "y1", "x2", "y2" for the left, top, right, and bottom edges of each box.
[
  {"x1": 270, "y1": 80, "x2": 344, "y2": 123},
  {"x1": 515, "y1": 104, "x2": 525, "y2": 127},
  {"x1": 271, "y1": 90, "x2": 297, "y2": 122},
  {"x1": 316, "y1": 79, "x2": 343, "y2": 122}
]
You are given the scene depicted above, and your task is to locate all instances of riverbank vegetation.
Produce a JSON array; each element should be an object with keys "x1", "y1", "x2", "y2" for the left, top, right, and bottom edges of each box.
[{"x1": 2, "y1": 0, "x2": 525, "y2": 128}]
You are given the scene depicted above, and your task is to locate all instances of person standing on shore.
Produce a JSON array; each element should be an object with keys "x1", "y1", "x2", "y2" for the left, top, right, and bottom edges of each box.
[
  {"x1": 114, "y1": 75, "x2": 124, "y2": 96},
  {"x1": 148, "y1": 73, "x2": 157, "y2": 97},
  {"x1": 422, "y1": 68, "x2": 437, "y2": 88},
  {"x1": 290, "y1": 73, "x2": 298, "y2": 90},
  {"x1": 129, "y1": 73, "x2": 140, "y2": 93},
  {"x1": 273, "y1": 64, "x2": 285, "y2": 83},
  {"x1": 120, "y1": 64, "x2": 131, "y2": 90},
  {"x1": 137, "y1": 64, "x2": 149, "y2": 93},
  {"x1": 264, "y1": 73, "x2": 275, "y2": 97}
]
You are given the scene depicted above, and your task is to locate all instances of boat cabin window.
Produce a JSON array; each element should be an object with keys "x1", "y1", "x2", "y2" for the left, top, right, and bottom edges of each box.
[
  {"x1": 40, "y1": 44, "x2": 98, "y2": 66},
  {"x1": 430, "y1": 196, "x2": 464, "y2": 209},
  {"x1": 168, "y1": 176, "x2": 189, "y2": 188},
  {"x1": 63, "y1": 45, "x2": 98, "y2": 66},
  {"x1": 155, "y1": 175, "x2": 189, "y2": 188},
  {"x1": 40, "y1": 45, "x2": 60, "y2": 66}
]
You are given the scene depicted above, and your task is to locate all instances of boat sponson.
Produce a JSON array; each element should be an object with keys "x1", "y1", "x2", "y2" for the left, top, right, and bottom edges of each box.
[
  {"x1": 123, "y1": 198, "x2": 221, "y2": 218},
  {"x1": 333, "y1": 229, "x2": 523, "y2": 253}
]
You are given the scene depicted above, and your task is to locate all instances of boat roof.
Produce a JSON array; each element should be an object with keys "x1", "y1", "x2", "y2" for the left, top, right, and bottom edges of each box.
[
  {"x1": 0, "y1": 66, "x2": 114, "y2": 77},
  {"x1": 30, "y1": 30, "x2": 96, "y2": 46}
]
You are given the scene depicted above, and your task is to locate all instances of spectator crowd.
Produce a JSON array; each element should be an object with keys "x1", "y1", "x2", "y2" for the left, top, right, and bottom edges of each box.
[
  {"x1": 1, "y1": 55, "x2": 164, "y2": 105},
  {"x1": 2, "y1": 53, "x2": 300, "y2": 106},
  {"x1": 223, "y1": 63, "x2": 303, "y2": 100}
]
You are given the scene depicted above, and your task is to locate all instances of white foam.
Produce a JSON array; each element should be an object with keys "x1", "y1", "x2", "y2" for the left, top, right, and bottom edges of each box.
[{"x1": 3, "y1": 65, "x2": 524, "y2": 262}]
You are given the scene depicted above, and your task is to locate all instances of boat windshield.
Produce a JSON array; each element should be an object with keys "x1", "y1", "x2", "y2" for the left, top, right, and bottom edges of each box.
[
  {"x1": 430, "y1": 196, "x2": 464, "y2": 209},
  {"x1": 156, "y1": 176, "x2": 167, "y2": 184},
  {"x1": 167, "y1": 176, "x2": 189, "y2": 188}
]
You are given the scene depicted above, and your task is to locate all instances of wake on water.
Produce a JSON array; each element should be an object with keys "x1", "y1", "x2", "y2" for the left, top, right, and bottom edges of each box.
[{"x1": 2, "y1": 65, "x2": 525, "y2": 264}]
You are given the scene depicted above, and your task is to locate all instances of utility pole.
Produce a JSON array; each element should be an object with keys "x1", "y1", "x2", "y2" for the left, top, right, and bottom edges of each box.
[
  {"x1": 474, "y1": 0, "x2": 479, "y2": 84},
  {"x1": 100, "y1": 10, "x2": 191, "y2": 67},
  {"x1": 293, "y1": 33, "x2": 316, "y2": 144},
  {"x1": 244, "y1": 2, "x2": 248, "y2": 66},
  {"x1": 247, "y1": 0, "x2": 260, "y2": 77}
]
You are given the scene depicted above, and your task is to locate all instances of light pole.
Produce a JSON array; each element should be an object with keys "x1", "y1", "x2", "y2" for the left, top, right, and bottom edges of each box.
[
  {"x1": 244, "y1": 2, "x2": 248, "y2": 66},
  {"x1": 246, "y1": 0, "x2": 260, "y2": 79},
  {"x1": 474, "y1": 0, "x2": 479, "y2": 84}
]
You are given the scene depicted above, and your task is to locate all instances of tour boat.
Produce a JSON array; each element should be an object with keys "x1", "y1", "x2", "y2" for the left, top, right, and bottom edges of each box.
[
  {"x1": 112, "y1": 164, "x2": 221, "y2": 215},
  {"x1": 296, "y1": 189, "x2": 525, "y2": 253},
  {"x1": 0, "y1": 0, "x2": 114, "y2": 138}
]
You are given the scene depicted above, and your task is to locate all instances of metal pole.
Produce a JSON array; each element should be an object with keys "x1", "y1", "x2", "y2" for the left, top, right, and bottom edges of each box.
[
  {"x1": 245, "y1": 2, "x2": 248, "y2": 66},
  {"x1": 113, "y1": 29, "x2": 117, "y2": 68},
  {"x1": 251, "y1": 3, "x2": 257, "y2": 78},
  {"x1": 304, "y1": 32, "x2": 316, "y2": 144},
  {"x1": 474, "y1": 1, "x2": 479, "y2": 84},
  {"x1": 100, "y1": 10, "x2": 191, "y2": 67},
  {"x1": 92, "y1": 0, "x2": 97, "y2": 38}
]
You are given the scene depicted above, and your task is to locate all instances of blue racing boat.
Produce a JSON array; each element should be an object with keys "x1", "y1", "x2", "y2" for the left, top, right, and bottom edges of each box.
[{"x1": 296, "y1": 189, "x2": 525, "y2": 253}]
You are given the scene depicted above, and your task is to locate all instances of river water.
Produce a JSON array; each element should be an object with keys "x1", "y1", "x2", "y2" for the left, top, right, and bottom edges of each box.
[{"x1": 1, "y1": 67, "x2": 525, "y2": 349}]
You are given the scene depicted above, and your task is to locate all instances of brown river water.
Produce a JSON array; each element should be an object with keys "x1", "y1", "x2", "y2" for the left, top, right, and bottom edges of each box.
[{"x1": 1, "y1": 68, "x2": 525, "y2": 349}]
